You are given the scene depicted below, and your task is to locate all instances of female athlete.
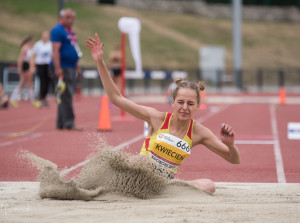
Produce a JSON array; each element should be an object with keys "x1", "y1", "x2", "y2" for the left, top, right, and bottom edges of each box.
[{"x1": 86, "y1": 34, "x2": 240, "y2": 194}]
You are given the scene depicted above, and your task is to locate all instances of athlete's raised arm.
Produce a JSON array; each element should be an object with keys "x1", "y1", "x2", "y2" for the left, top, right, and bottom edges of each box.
[
  {"x1": 193, "y1": 123, "x2": 240, "y2": 164},
  {"x1": 86, "y1": 33, "x2": 159, "y2": 123}
]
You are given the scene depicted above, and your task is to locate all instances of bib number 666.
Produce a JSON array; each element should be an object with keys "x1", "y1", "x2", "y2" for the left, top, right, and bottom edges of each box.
[{"x1": 176, "y1": 141, "x2": 190, "y2": 152}]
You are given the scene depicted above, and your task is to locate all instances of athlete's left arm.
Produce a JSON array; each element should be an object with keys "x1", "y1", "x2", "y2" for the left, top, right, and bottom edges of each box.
[{"x1": 194, "y1": 123, "x2": 240, "y2": 164}]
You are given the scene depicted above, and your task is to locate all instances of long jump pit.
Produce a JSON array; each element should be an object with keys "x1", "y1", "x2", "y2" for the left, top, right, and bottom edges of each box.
[{"x1": 0, "y1": 182, "x2": 299, "y2": 223}]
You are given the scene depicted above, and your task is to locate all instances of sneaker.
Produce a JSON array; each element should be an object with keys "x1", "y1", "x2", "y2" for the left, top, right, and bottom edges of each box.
[
  {"x1": 33, "y1": 100, "x2": 42, "y2": 108},
  {"x1": 0, "y1": 101, "x2": 9, "y2": 109},
  {"x1": 10, "y1": 101, "x2": 19, "y2": 108}
]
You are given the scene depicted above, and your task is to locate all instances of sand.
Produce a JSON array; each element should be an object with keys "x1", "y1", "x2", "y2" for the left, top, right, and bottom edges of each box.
[
  {"x1": 0, "y1": 182, "x2": 299, "y2": 223},
  {"x1": 18, "y1": 133, "x2": 185, "y2": 201},
  {"x1": 16, "y1": 136, "x2": 182, "y2": 201},
  {"x1": 75, "y1": 148, "x2": 168, "y2": 199}
]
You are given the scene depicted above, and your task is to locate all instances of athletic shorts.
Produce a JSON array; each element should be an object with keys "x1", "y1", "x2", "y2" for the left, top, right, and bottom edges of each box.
[
  {"x1": 151, "y1": 162, "x2": 174, "y2": 180},
  {"x1": 22, "y1": 62, "x2": 30, "y2": 72}
]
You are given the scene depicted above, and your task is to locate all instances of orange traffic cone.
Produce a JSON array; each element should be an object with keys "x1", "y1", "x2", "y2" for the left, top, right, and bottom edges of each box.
[
  {"x1": 279, "y1": 86, "x2": 286, "y2": 105},
  {"x1": 98, "y1": 95, "x2": 111, "y2": 131},
  {"x1": 199, "y1": 90, "x2": 207, "y2": 110}
]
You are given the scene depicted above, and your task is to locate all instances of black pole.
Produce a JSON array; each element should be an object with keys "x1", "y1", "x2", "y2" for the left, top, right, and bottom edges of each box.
[
  {"x1": 216, "y1": 69, "x2": 222, "y2": 89},
  {"x1": 278, "y1": 69, "x2": 285, "y2": 87},
  {"x1": 257, "y1": 68, "x2": 263, "y2": 91},
  {"x1": 198, "y1": 68, "x2": 203, "y2": 81},
  {"x1": 234, "y1": 69, "x2": 243, "y2": 90}
]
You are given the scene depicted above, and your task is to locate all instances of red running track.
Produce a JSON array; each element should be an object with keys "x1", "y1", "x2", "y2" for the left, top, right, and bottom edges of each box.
[{"x1": 0, "y1": 95, "x2": 299, "y2": 183}]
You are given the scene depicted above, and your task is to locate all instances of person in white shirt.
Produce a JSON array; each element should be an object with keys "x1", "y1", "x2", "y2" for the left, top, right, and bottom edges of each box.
[{"x1": 31, "y1": 31, "x2": 52, "y2": 107}]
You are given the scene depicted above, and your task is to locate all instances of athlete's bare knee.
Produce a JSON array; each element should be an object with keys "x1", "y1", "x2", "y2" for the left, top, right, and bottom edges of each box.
[
  {"x1": 206, "y1": 179, "x2": 216, "y2": 194},
  {"x1": 189, "y1": 179, "x2": 216, "y2": 194}
]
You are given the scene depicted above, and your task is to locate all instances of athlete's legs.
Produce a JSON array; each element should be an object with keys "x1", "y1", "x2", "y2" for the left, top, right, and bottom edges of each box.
[
  {"x1": 10, "y1": 73, "x2": 26, "y2": 102},
  {"x1": 25, "y1": 71, "x2": 35, "y2": 102},
  {"x1": 26, "y1": 70, "x2": 34, "y2": 89}
]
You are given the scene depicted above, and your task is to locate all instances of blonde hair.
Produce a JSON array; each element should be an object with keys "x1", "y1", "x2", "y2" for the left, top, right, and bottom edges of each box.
[{"x1": 171, "y1": 78, "x2": 205, "y2": 105}]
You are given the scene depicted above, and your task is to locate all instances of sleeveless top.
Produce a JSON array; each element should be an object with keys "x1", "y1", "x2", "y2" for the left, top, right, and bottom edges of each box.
[
  {"x1": 23, "y1": 48, "x2": 32, "y2": 62},
  {"x1": 140, "y1": 112, "x2": 194, "y2": 174}
]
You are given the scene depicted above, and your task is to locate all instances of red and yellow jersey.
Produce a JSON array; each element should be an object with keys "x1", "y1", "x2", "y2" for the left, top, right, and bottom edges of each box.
[{"x1": 140, "y1": 113, "x2": 194, "y2": 174}]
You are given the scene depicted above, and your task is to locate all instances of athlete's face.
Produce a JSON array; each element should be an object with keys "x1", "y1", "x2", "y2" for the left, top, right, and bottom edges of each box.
[{"x1": 172, "y1": 88, "x2": 198, "y2": 120}]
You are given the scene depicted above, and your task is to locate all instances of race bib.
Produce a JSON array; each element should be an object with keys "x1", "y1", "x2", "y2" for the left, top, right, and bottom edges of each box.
[{"x1": 149, "y1": 133, "x2": 191, "y2": 169}]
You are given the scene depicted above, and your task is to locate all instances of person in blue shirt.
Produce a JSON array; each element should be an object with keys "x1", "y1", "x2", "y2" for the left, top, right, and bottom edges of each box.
[{"x1": 50, "y1": 8, "x2": 82, "y2": 130}]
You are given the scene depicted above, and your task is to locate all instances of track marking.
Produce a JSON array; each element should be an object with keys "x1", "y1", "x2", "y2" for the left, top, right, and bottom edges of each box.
[
  {"x1": 110, "y1": 134, "x2": 145, "y2": 151},
  {"x1": 235, "y1": 140, "x2": 277, "y2": 145},
  {"x1": 0, "y1": 116, "x2": 49, "y2": 138},
  {"x1": 61, "y1": 105, "x2": 232, "y2": 176},
  {"x1": 270, "y1": 104, "x2": 286, "y2": 183},
  {"x1": 0, "y1": 133, "x2": 42, "y2": 148}
]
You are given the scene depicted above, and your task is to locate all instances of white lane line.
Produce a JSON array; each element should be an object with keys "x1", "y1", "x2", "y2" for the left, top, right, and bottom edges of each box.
[
  {"x1": 0, "y1": 133, "x2": 42, "y2": 148},
  {"x1": 235, "y1": 140, "x2": 277, "y2": 145},
  {"x1": 62, "y1": 105, "x2": 232, "y2": 176},
  {"x1": 60, "y1": 159, "x2": 90, "y2": 176},
  {"x1": 270, "y1": 104, "x2": 286, "y2": 183},
  {"x1": 111, "y1": 134, "x2": 145, "y2": 151}
]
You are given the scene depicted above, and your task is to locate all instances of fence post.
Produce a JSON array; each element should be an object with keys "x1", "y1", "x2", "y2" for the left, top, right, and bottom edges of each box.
[
  {"x1": 198, "y1": 69, "x2": 203, "y2": 81},
  {"x1": 216, "y1": 69, "x2": 222, "y2": 89},
  {"x1": 144, "y1": 70, "x2": 150, "y2": 93},
  {"x1": 234, "y1": 69, "x2": 243, "y2": 90},
  {"x1": 278, "y1": 69, "x2": 285, "y2": 87},
  {"x1": 257, "y1": 68, "x2": 263, "y2": 91}
]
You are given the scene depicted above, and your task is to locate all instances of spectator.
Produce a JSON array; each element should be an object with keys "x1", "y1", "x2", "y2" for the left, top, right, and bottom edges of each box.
[
  {"x1": 108, "y1": 45, "x2": 122, "y2": 90},
  {"x1": 50, "y1": 8, "x2": 82, "y2": 130},
  {"x1": 10, "y1": 36, "x2": 35, "y2": 107},
  {"x1": 31, "y1": 31, "x2": 52, "y2": 107}
]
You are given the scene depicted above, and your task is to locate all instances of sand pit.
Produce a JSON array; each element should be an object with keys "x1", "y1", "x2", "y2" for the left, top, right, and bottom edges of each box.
[{"x1": 0, "y1": 182, "x2": 299, "y2": 222}]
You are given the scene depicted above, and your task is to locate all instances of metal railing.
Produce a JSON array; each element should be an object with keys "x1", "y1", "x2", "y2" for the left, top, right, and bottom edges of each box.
[{"x1": 1, "y1": 63, "x2": 299, "y2": 95}]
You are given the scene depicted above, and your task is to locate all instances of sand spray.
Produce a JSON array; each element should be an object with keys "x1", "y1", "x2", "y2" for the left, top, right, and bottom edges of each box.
[{"x1": 19, "y1": 131, "x2": 206, "y2": 200}]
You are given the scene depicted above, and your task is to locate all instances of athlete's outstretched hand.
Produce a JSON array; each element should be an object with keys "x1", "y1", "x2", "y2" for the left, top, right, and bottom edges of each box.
[
  {"x1": 86, "y1": 33, "x2": 104, "y2": 63},
  {"x1": 220, "y1": 123, "x2": 235, "y2": 147}
]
